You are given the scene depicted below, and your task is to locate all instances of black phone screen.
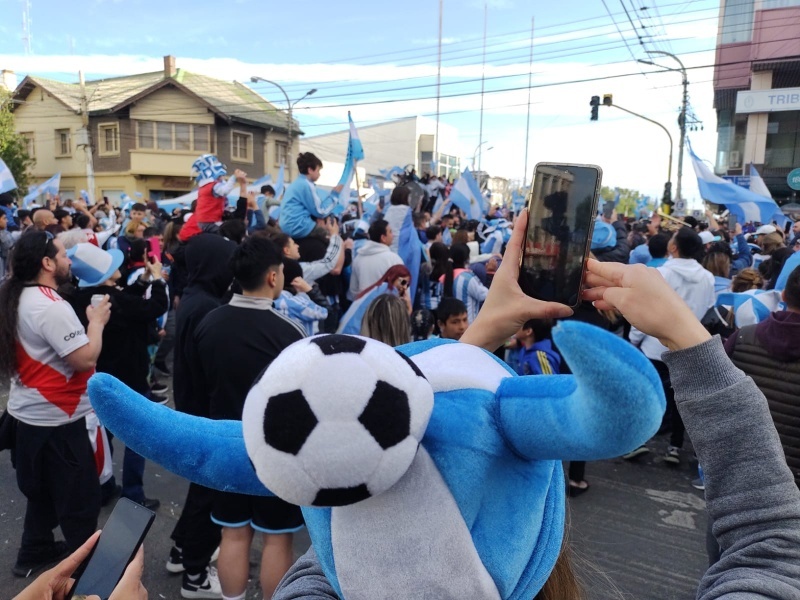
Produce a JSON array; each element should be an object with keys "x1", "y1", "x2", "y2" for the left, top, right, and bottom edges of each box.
[
  {"x1": 519, "y1": 163, "x2": 602, "y2": 308},
  {"x1": 728, "y1": 214, "x2": 738, "y2": 232},
  {"x1": 68, "y1": 498, "x2": 155, "y2": 600}
]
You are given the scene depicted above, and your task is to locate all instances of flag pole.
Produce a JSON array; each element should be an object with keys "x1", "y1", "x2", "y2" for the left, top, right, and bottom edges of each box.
[{"x1": 355, "y1": 166, "x2": 364, "y2": 219}]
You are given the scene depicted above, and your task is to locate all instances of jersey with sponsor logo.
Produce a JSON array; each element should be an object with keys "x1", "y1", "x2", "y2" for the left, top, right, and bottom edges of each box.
[{"x1": 8, "y1": 286, "x2": 94, "y2": 426}]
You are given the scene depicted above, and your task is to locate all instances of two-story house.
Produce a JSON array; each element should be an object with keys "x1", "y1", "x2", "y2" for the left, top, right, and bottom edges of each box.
[{"x1": 11, "y1": 56, "x2": 299, "y2": 203}]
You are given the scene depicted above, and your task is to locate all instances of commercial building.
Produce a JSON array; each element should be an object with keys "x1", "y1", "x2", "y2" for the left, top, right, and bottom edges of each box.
[
  {"x1": 714, "y1": 0, "x2": 800, "y2": 200},
  {"x1": 300, "y1": 116, "x2": 463, "y2": 183},
  {"x1": 10, "y1": 56, "x2": 298, "y2": 203}
]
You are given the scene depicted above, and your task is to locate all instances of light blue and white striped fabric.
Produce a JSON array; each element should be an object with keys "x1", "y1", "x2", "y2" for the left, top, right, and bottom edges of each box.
[
  {"x1": 452, "y1": 271, "x2": 489, "y2": 324},
  {"x1": 23, "y1": 172, "x2": 61, "y2": 207},
  {"x1": 449, "y1": 170, "x2": 484, "y2": 220},
  {"x1": 689, "y1": 140, "x2": 783, "y2": 225},
  {"x1": 337, "y1": 283, "x2": 391, "y2": 335},
  {"x1": 717, "y1": 289, "x2": 784, "y2": 328},
  {"x1": 0, "y1": 158, "x2": 17, "y2": 194},
  {"x1": 273, "y1": 291, "x2": 328, "y2": 337},
  {"x1": 332, "y1": 112, "x2": 365, "y2": 210}
]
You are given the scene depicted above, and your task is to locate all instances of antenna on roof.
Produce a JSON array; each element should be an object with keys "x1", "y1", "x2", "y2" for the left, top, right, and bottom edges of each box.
[{"x1": 22, "y1": 0, "x2": 32, "y2": 54}]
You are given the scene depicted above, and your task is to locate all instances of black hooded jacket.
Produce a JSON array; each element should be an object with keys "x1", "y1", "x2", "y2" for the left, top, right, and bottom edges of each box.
[{"x1": 173, "y1": 234, "x2": 236, "y2": 416}]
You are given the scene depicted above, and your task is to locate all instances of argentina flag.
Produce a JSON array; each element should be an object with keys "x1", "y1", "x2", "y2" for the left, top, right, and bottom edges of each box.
[
  {"x1": 717, "y1": 289, "x2": 784, "y2": 328},
  {"x1": 23, "y1": 172, "x2": 61, "y2": 207},
  {"x1": 449, "y1": 169, "x2": 484, "y2": 220},
  {"x1": 688, "y1": 140, "x2": 782, "y2": 224},
  {"x1": 332, "y1": 112, "x2": 365, "y2": 209},
  {"x1": 0, "y1": 158, "x2": 17, "y2": 194}
]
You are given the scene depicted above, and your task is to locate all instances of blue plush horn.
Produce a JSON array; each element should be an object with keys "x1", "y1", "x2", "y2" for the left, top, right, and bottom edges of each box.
[
  {"x1": 88, "y1": 374, "x2": 269, "y2": 496},
  {"x1": 497, "y1": 321, "x2": 665, "y2": 460}
]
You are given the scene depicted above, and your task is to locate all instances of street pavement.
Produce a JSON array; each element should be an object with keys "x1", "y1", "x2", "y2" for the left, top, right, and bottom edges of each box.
[{"x1": 0, "y1": 382, "x2": 708, "y2": 599}]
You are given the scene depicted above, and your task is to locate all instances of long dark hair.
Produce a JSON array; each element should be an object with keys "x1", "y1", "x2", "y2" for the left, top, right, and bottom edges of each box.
[
  {"x1": 0, "y1": 231, "x2": 58, "y2": 378},
  {"x1": 443, "y1": 243, "x2": 470, "y2": 298}
]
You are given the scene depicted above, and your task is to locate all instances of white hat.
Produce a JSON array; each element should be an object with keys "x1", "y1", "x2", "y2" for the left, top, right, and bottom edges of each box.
[
  {"x1": 755, "y1": 224, "x2": 777, "y2": 236},
  {"x1": 699, "y1": 231, "x2": 721, "y2": 245},
  {"x1": 67, "y1": 243, "x2": 124, "y2": 287}
]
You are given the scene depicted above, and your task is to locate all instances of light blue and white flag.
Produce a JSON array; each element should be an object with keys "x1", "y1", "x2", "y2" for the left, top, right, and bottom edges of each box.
[
  {"x1": 397, "y1": 207, "x2": 422, "y2": 305},
  {"x1": 717, "y1": 289, "x2": 784, "y2": 328},
  {"x1": 273, "y1": 162, "x2": 286, "y2": 200},
  {"x1": 337, "y1": 282, "x2": 391, "y2": 335},
  {"x1": 749, "y1": 163, "x2": 790, "y2": 228},
  {"x1": 689, "y1": 140, "x2": 782, "y2": 225},
  {"x1": 463, "y1": 168, "x2": 484, "y2": 213},
  {"x1": 332, "y1": 112, "x2": 365, "y2": 210},
  {"x1": 379, "y1": 166, "x2": 405, "y2": 181},
  {"x1": 23, "y1": 172, "x2": 61, "y2": 207},
  {"x1": 449, "y1": 169, "x2": 484, "y2": 220},
  {"x1": 362, "y1": 192, "x2": 381, "y2": 218},
  {"x1": 156, "y1": 190, "x2": 198, "y2": 214},
  {"x1": 80, "y1": 190, "x2": 90, "y2": 203},
  {"x1": 512, "y1": 189, "x2": 527, "y2": 213},
  {"x1": 0, "y1": 158, "x2": 17, "y2": 194}
]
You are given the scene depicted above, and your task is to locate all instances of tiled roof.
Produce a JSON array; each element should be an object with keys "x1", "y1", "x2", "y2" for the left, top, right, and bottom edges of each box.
[{"x1": 18, "y1": 69, "x2": 298, "y2": 133}]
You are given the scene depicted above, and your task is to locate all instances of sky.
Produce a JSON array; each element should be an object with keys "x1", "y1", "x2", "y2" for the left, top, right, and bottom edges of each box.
[{"x1": 0, "y1": 0, "x2": 724, "y2": 206}]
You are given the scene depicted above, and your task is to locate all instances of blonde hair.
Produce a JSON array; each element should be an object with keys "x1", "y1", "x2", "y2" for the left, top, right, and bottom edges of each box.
[
  {"x1": 702, "y1": 252, "x2": 731, "y2": 278},
  {"x1": 360, "y1": 294, "x2": 411, "y2": 347},
  {"x1": 731, "y1": 268, "x2": 763, "y2": 293},
  {"x1": 125, "y1": 220, "x2": 143, "y2": 237}
]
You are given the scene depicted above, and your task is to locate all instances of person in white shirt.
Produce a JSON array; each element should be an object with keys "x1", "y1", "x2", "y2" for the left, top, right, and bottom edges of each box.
[
  {"x1": 349, "y1": 219, "x2": 404, "y2": 299},
  {"x1": 627, "y1": 227, "x2": 715, "y2": 464},
  {"x1": 0, "y1": 230, "x2": 111, "y2": 578}
]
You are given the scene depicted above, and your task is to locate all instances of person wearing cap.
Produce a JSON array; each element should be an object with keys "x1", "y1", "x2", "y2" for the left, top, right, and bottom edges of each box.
[
  {"x1": 699, "y1": 230, "x2": 721, "y2": 248},
  {"x1": 0, "y1": 231, "x2": 111, "y2": 578},
  {"x1": 66, "y1": 243, "x2": 168, "y2": 512}
]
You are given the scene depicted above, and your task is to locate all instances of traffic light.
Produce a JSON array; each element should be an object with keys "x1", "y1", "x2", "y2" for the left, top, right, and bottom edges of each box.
[
  {"x1": 662, "y1": 181, "x2": 673, "y2": 212},
  {"x1": 602, "y1": 94, "x2": 613, "y2": 106},
  {"x1": 590, "y1": 96, "x2": 600, "y2": 121}
]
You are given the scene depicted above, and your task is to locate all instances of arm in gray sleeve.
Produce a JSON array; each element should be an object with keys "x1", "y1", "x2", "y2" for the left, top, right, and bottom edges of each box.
[
  {"x1": 663, "y1": 336, "x2": 800, "y2": 598},
  {"x1": 301, "y1": 235, "x2": 343, "y2": 284},
  {"x1": 272, "y1": 546, "x2": 340, "y2": 600}
]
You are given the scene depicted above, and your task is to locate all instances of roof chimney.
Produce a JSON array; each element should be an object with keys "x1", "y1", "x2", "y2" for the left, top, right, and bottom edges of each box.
[
  {"x1": 163, "y1": 55, "x2": 177, "y2": 78},
  {"x1": 1, "y1": 70, "x2": 17, "y2": 91}
]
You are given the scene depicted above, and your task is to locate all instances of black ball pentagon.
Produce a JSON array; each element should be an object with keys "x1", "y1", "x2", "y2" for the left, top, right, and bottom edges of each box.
[
  {"x1": 313, "y1": 484, "x2": 371, "y2": 507},
  {"x1": 358, "y1": 380, "x2": 411, "y2": 450},
  {"x1": 263, "y1": 390, "x2": 318, "y2": 455},
  {"x1": 311, "y1": 335, "x2": 366, "y2": 356}
]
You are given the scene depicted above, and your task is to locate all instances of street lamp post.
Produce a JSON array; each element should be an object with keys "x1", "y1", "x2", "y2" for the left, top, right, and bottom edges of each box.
[
  {"x1": 250, "y1": 76, "x2": 316, "y2": 181},
  {"x1": 472, "y1": 141, "x2": 490, "y2": 171},
  {"x1": 638, "y1": 51, "x2": 688, "y2": 208}
]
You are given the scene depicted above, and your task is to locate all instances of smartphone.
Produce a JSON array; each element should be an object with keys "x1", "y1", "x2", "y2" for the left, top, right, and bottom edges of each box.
[
  {"x1": 147, "y1": 237, "x2": 161, "y2": 261},
  {"x1": 518, "y1": 163, "x2": 603, "y2": 308},
  {"x1": 728, "y1": 214, "x2": 737, "y2": 232},
  {"x1": 67, "y1": 498, "x2": 155, "y2": 600}
]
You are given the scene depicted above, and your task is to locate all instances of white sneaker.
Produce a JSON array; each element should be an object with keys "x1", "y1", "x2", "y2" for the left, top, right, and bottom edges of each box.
[
  {"x1": 181, "y1": 566, "x2": 222, "y2": 599},
  {"x1": 166, "y1": 546, "x2": 220, "y2": 574}
]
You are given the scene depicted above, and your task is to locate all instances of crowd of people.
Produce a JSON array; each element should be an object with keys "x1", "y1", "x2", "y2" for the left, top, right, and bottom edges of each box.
[{"x1": 1, "y1": 150, "x2": 800, "y2": 599}]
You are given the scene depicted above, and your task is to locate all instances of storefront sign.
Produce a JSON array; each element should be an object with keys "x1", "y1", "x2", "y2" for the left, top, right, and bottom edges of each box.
[
  {"x1": 787, "y1": 168, "x2": 800, "y2": 191},
  {"x1": 736, "y1": 88, "x2": 800, "y2": 114}
]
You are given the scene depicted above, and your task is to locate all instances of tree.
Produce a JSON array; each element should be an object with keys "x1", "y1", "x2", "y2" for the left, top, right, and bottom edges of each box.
[
  {"x1": 599, "y1": 186, "x2": 645, "y2": 218},
  {"x1": 0, "y1": 88, "x2": 35, "y2": 196}
]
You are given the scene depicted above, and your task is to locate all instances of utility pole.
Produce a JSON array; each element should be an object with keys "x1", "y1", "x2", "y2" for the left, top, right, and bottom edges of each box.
[
  {"x1": 78, "y1": 71, "x2": 95, "y2": 205},
  {"x1": 638, "y1": 51, "x2": 688, "y2": 208},
  {"x1": 523, "y1": 17, "x2": 534, "y2": 188},
  {"x1": 477, "y1": 2, "x2": 487, "y2": 175},
  {"x1": 434, "y1": 0, "x2": 443, "y2": 177}
]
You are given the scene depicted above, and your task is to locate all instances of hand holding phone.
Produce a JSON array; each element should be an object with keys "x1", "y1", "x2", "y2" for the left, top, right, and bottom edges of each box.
[
  {"x1": 518, "y1": 163, "x2": 603, "y2": 308},
  {"x1": 66, "y1": 498, "x2": 155, "y2": 600}
]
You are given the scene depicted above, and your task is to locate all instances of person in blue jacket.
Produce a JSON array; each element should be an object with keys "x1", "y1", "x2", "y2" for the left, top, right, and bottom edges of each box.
[
  {"x1": 279, "y1": 153, "x2": 342, "y2": 254},
  {"x1": 514, "y1": 318, "x2": 561, "y2": 376}
]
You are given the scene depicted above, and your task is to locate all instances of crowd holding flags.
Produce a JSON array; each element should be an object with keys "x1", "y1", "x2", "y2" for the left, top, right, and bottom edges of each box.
[{"x1": 23, "y1": 172, "x2": 60, "y2": 207}]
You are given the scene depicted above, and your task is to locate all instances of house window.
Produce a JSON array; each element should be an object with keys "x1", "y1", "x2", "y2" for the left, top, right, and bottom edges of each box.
[
  {"x1": 193, "y1": 125, "x2": 210, "y2": 152},
  {"x1": 56, "y1": 129, "x2": 71, "y2": 157},
  {"x1": 20, "y1": 132, "x2": 35, "y2": 158},
  {"x1": 720, "y1": 0, "x2": 754, "y2": 44},
  {"x1": 137, "y1": 121, "x2": 154, "y2": 149},
  {"x1": 275, "y1": 141, "x2": 288, "y2": 167},
  {"x1": 157, "y1": 122, "x2": 173, "y2": 151},
  {"x1": 98, "y1": 123, "x2": 120, "y2": 156},
  {"x1": 232, "y1": 131, "x2": 252, "y2": 162},
  {"x1": 175, "y1": 123, "x2": 191, "y2": 151}
]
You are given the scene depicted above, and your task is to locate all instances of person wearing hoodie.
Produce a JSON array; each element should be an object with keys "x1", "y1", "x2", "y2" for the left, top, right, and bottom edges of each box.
[
  {"x1": 67, "y1": 243, "x2": 168, "y2": 511},
  {"x1": 169, "y1": 233, "x2": 237, "y2": 600},
  {"x1": 627, "y1": 227, "x2": 715, "y2": 465},
  {"x1": 592, "y1": 207, "x2": 630, "y2": 264},
  {"x1": 348, "y1": 219, "x2": 404, "y2": 299}
]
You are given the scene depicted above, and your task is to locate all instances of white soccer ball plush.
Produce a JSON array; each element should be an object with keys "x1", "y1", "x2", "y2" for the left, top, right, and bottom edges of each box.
[{"x1": 242, "y1": 335, "x2": 434, "y2": 507}]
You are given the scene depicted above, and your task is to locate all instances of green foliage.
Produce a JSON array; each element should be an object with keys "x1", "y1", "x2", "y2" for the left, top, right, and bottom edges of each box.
[
  {"x1": 0, "y1": 89, "x2": 35, "y2": 196},
  {"x1": 599, "y1": 186, "x2": 645, "y2": 217}
]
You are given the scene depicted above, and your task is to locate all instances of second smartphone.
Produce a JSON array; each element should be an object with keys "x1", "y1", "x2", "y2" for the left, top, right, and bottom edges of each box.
[{"x1": 518, "y1": 163, "x2": 603, "y2": 309}]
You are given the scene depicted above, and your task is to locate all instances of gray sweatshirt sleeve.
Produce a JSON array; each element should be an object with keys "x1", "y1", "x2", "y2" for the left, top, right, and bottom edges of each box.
[
  {"x1": 272, "y1": 546, "x2": 340, "y2": 600},
  {"x1": 663, "y1": 336, "x2": 800, "y2": 599}
]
